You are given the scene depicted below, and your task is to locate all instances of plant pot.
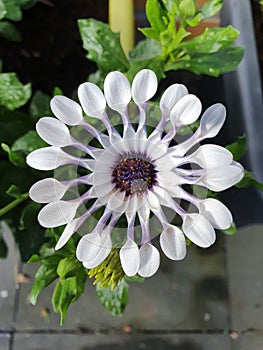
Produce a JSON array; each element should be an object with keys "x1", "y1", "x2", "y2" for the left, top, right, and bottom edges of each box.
[{"x1": 221, "y1": 0, "x2": 263, "y2": 226}]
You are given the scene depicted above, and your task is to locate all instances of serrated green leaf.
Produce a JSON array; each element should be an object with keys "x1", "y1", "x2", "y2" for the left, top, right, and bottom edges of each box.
[
  {"x1": 30, "y1": 263, "x2": 58, "y2": 305},
  {"x1": 145, "y1": 0, "x2": 168, "y2": 33},
  {"x1": 236, "y1": 170, "x2": 263, "y2": 191},
  {"x1": 200, "y1": 0, "x2": 222, "y2": 19},
  {"x1": 129, "y1": 38, "x2": 162, "y2": 61},
  {"x1": 57, "y1": 256, "x2": 82, "y2": 279},
  {"x1": 226, "y1": 135, "x2": 247, "y2": 161},
  {"x1": 179, "y1": 26, "x2": 240, "y2": 54},
  {"x1": 52, "y1": 269, "x2": 87, "y2": 325},
  {"x1": 0, "y1": 73, "x2": 31, "y2": 110},
  {"x1": 0, "y1": 21, "x2": 21, "y2": 41},
  {"x1": 78, "y1": 18, "x2": 129, "y2": 74},
  {"x1": 0, "y1": 0, "x2": 7, "y2": 19},
  {"x1": 165, "y1": 46, "x2": 244, "y2": 77},
  {"x1": 29, "y1": 90, "x2": 51, "y2": 119},
  {"x1": 220, "y1": 222, "x2": 237, "y2": 236},
  {"x1": 96, "y1": 278, "x2": 129, "y2": 316},
  {"x1": 179, "y1": 0, "x2": 196, "y2": 18}
]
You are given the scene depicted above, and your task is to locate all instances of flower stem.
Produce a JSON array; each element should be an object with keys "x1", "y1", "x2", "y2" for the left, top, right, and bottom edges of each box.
[{"x1": 0, "y1": 193, "x2": 29, "y2": 218}]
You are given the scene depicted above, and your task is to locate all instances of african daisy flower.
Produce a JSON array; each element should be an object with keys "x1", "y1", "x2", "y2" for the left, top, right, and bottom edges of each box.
[{"x1": 26, "y1": 69, "x2": 244, "y2": 278}]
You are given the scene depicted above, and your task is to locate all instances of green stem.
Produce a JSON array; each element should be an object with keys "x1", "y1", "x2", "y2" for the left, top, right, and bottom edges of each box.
[{"x1": 0, "y1": 193, "x2": 29, "y2": 218}]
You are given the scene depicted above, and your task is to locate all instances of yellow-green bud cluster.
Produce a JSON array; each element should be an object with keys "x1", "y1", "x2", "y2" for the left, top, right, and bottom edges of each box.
[{"x1": 88, "y1": 249, "x2": 125, "y2": 290}]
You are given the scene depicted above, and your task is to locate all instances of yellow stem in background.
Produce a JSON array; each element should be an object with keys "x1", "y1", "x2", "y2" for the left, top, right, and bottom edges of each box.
[{"x1": 109, "y1": 0, "x2": 135, "y2": 56}]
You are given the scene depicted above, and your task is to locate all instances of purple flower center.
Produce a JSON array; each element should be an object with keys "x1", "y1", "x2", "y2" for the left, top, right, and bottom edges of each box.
[{"x1": 112, "y1": 153, "x2": 158, "y2": 197}]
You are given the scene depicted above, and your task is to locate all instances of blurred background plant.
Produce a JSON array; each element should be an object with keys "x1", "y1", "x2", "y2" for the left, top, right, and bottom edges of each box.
[{"x1": 0, "y1": 0, "x2": 261, "y2": 324}]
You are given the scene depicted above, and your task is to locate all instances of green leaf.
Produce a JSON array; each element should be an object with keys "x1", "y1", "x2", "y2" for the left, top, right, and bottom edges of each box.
[
  {"x1": 96, "y1": 278, "x2": 129, "y2": 316},
  {"x1": 179, "y1": 0, "x2": 196, "y2": 18},
  {"x1": 78, "y1": 18, "x2": 129, "y2": 74},
  {"x1": 0, "y1": 73, "x2": 31, "y2": 110},
  {"x1": 236, "y1": 170, "x2": 263, "y2": 192},
  {"x1": 0, "y1": 21, "x2": 21, "y2": 41},
  {"x1": 19, "y1": 201, "x2": 41, "y2": 230},
  {"x1": 145, "y1": 0, "x2": 168, "y2": 34},
  {"x1": 139, "y1": 27, "x2": 160, "y2": 41},
  {"x1": 226, "y1": 135, "x2": 247, "y2": 161},
  {"x1": 52, "y1": 269, "x2": 86, "y2": 325},
  {"x1": 29, "y1": 263, "x2": 58, "y2": 305},
  {"x1": 29, "y1": 90, "x2": 51, "y2": 119},
  {"x1": 124, "y1": 275, "x2": 144, "y2": 283},
  {"x1": 0, "y1": 0, "x2": 7, "y2": 19},
  {"x1": 1, "y1": 143, "x2": 25, "y2": 166},
  {"x1": 127, "y1": 58, "x2": 165, "y2": 82},
  {"x1": 53, "y1": 86, "x2": 63, "y2": 96},
  {"x1": 6, "y1": 184, "x2": 22, "y2": 198},
  {"x1": 185, "y1": 12, "x2": 203, "y2": 27},
  {"x1": 57, "y1": 256, "x2": 83, "y2": 279},
  {"x1": 12, "y1": 130, "x2": 46, "y2": 153},
  {"x1": 165, "y1": 46, "x2": 244, "y2": 77},
  {"x1": 2, "y1": 0, "x2": 32, "y2": 21},
  {"x1": 200, "y1": 0, "x2": 222, "y2": 19},
  {"x1": 179, "y1": 26, "x2": 240, "y2": 54},
  {"x1": 129, "y1": 38, "x2": 162, "y2": 61},
  {"x1": 220, "y1": 222, "x2": 237, "y2": 236}
]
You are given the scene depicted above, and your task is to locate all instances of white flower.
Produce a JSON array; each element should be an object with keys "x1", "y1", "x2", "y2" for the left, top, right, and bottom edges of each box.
[{"x1": 26, "y1": 69, "x2": 244, "y2": 278}]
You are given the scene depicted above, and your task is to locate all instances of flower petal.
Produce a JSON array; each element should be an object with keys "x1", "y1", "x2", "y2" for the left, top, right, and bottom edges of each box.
[
  {"x1": 200, "y1": 103, "x2": 226, "y2": 138},
  {"x1": 55, "y1": 218, "x2": 79, "y2": 250},
  {"x1": 189, "y1": 144, "x2": 233, "y2": 168},
  {"x1": 36, "y1": 117, "x2": 72, "y2": 147},
  {"x1": 78, "y1": 82, "x2": 106, "y2": 117},
  {"x1": 170, "y1": 94, "x2": 202, "y2": 125},
  {"x1": 82, "y1": 229, "x2": 112, "y2": 268},
  {"x1": 104, "y1": 71, "x2": 131, "y2": 113},
  {"x1": 50, "y1": 96, "x2": 83, "y2": 125},
  {"x1": 132, "y1": 69, "x2": 158, "y2": 104},
  {"x1": 120, "y1": 238, "x2": 140, "y2": 276},
  {"x1": 29, "y1": 178, "x2": 67, "y2": 203},
  {"x1": 76, "y1": 232, "x2": 102, "y2": 262},
  {"x1": 160, "y1": 83, "x2": 188, "y2": 116},
  {"x1": 200, "y1": 163, "x2": 244, "y2": 191},
  {"x1": 182, "y1": 213, "x2": 216, "y2": 248},
  {"x1": 160, "y1": 225, "x2": 186, "y2": 260},
  {"x1": 199, "y1": 198, "x2": 233, "y2": 229},
  {"x1": 38, "y1": 201, "x2": 79, "y2": 228},
  {"x1": 26, "y1": 147, "x2": 74, "y2": 170},
  {"x1": 138, "y1": 243, "x2": 160, "y2": 278}
]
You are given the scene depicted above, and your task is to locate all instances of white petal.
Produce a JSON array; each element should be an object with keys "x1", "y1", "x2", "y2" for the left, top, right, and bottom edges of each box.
[
  {"x1": 29, "y1": 178, "x2": 67, "y2": 203},
  {"x1": 76, "y1": 232, "x2": 102, "y2": 261},
  {"x1": 55, "y1": 218, "x2": 79, "y2": 250},
  {"x1": 38, "y1": 201, "x2": 79, "y2": 228},
  {"x1": 104, "y1": 71, "x2": 131, "y2": 113},
  {"x1": 200, "y1": 103, "x2": 226, "y2": 138},
  {"x1": 189, "y1": 144, "x2": 233, "y2": 168},
  {"x1": 131, "y1": 69, "x2": 158, "y2": 104},
  {"x1": 82, "y1": 229, "x2": 112, "y2": 268},
  {"x1": 199, "y1": 198, "x2": 233, "y2": 229},
  {"x1": 146, "y1": 190, "x2": 160, "y2": 210},
  {"x1": 107, "y1": 191, "x2": 126, "y2": 212},
  {"x1": 120, "y1": 238, "x2": 140, "y2": 276},
  {"x1": 26, "y1": 147, "x2": 73, "y2": 170},
  {"x1": 50, "y1": 96, "x2": 83, "y2": 125},
  {"x1": 160, "y1": 225, "x2": 186, "y2": 260},
  {"x1": 160, "y1": 83, "x2": 188, "y2": 116},
  {"x1": 182, "y1": 213, "x2": 216, "y2": 248},
  {"x1": 78, "y1": 82, "x2": 106, "y2": 117},
  {"x1": 170, "y1": 94, "x2": 202, "y2": 125},
  {"x1": 36, "y1": 117, "x2": 72, "y2": 147},
  {"x1": 138, "y1": 243, "x2": 160, "y2": 278},
  {"x1": 200, "y1": 163, "x2": 244, "y2": 191}
]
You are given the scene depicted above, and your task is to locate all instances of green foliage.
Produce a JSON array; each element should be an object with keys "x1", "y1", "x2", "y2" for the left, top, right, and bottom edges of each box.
[
  {"x1": 236, "y1": 170, "x2": 263, "y2": 192},
  {"x1": 96, "y1": 278, "x2": 129, "y2": 316},
  {"x1": 0, "y1": 20, "x2": 21, "y2": 41},
  {"x1": 226, "y1": 135, "x2": 247, "y2": 161},
  {"x1": 0, "y1": 73, "x2": 31, "y2": 110}
]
